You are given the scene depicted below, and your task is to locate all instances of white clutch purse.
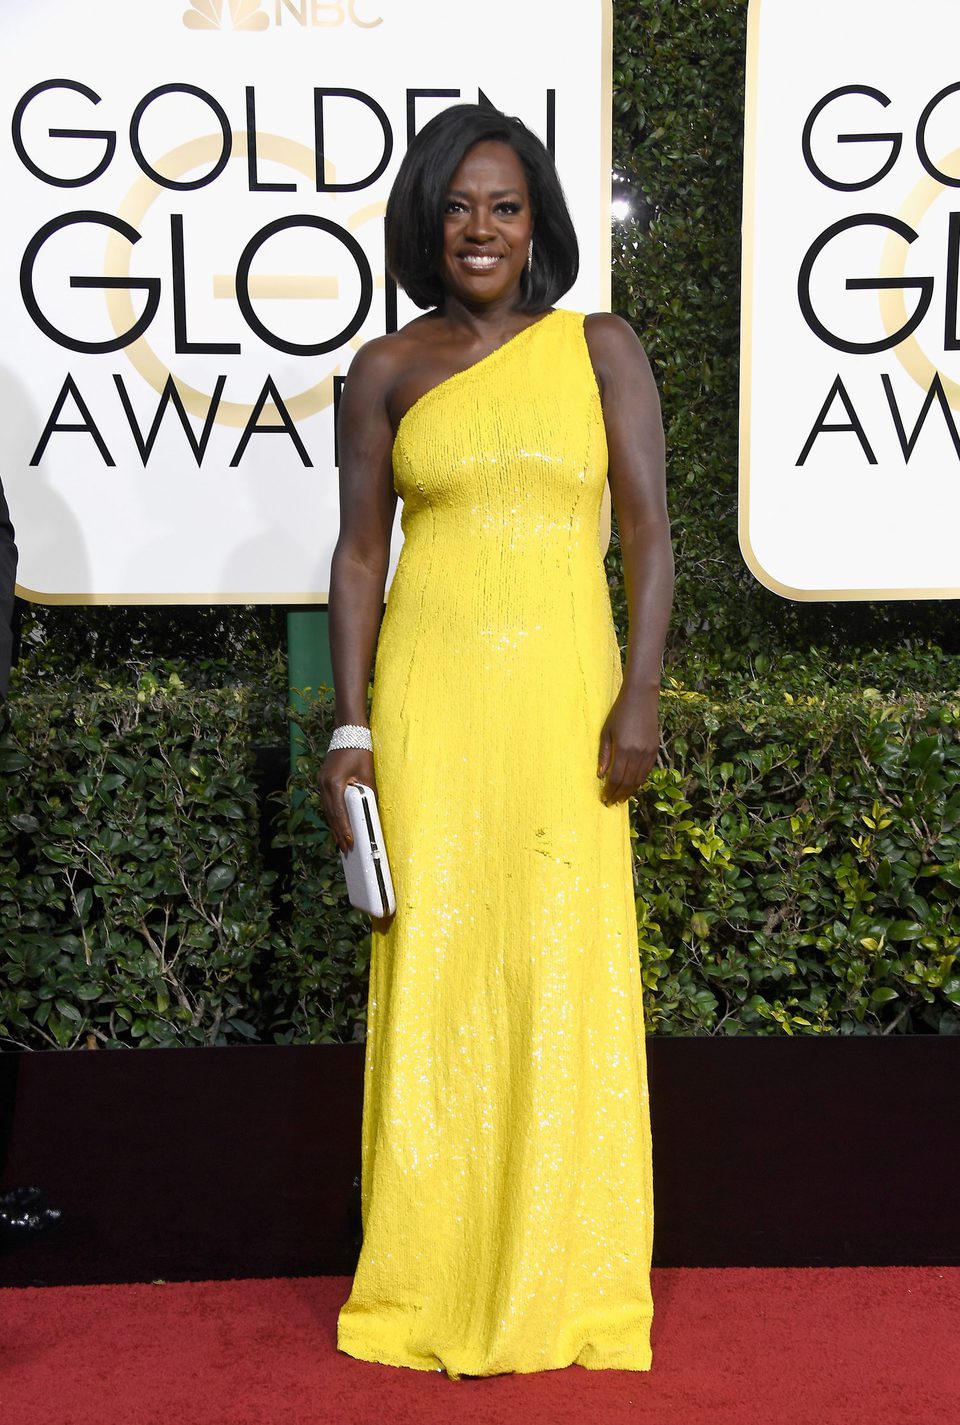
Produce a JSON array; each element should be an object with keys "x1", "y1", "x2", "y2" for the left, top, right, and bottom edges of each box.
[{"x1": 341, "y1": 782, "x2": 396, "y2": 919}]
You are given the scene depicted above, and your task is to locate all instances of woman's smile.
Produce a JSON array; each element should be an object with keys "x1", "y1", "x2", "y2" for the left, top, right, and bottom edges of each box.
[{"x1": 458, "y1": 251, "x2": 504, "y2": 272}]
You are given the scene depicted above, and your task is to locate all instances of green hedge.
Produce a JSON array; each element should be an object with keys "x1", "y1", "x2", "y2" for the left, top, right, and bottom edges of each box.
[
  {"x1": 638, "y1": 685, "x2": 960, "y2": 1035},
  {"x1": 0, "y1": 680, "x2": 365, "y2": 1049},
  {"x1": 2, "y1": 680, "x2": 957, "y2": 1049},
  {"x1": 1, "y1": 682, "x2": 277, "y2": 1049}
]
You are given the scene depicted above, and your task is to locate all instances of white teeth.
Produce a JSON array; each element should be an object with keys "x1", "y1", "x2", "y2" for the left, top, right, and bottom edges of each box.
[{"x1": 460, "y1": 255, "x2": 500, "y2": 267}]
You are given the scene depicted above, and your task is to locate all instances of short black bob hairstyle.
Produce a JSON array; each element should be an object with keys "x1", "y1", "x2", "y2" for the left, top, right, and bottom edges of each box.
[{"x1": 385, "y1": 103, "x2": 579, "y2": 312}]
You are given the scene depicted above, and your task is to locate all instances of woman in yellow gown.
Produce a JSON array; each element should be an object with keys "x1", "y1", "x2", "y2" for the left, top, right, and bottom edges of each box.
[{"x1": 319, "y1": 104, "x2": 673, "y2": 1379}]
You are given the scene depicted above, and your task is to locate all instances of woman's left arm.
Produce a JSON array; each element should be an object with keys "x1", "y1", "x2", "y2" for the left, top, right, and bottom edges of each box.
[{"x1": 584, "y1": 313, "x2": 674, "y2": 805}]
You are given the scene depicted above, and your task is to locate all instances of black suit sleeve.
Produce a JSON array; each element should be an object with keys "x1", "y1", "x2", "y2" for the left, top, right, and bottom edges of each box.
[{"x1": 0, "y1": 478, "x2": 18, "y2": 701}]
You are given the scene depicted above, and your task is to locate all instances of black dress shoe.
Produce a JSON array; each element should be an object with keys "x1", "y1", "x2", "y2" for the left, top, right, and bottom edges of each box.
[{"x1": 0, "y1": 1187, "x2": 63, "y2": 1247}]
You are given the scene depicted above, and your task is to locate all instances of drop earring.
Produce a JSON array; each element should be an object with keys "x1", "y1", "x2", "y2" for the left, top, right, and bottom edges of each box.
[{"x1": 526, "y1": 237, "x2": 534, "y2": 273}]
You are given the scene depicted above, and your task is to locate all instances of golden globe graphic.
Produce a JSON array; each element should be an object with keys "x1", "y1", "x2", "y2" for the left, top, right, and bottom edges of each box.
[
  {"x1": 183, "y1": 0, "x2": 270, "y2": 30},
  {"x1": 0, "y1": 0, "x2": 610, "y2": 604},
  {"x1": 742, "y1": 0, "x2": 960, "y2": 599}
]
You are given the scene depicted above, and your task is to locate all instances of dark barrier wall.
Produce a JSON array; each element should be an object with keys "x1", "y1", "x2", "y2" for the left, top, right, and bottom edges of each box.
[{"x1": 1, "y1": 1039, "x2": 957, "y2": 1287}]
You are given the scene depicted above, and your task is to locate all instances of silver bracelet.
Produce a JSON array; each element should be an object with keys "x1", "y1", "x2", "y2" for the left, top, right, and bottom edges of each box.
[{"x1": 328, "y1": 723, "x2": 373, "y2": 753}]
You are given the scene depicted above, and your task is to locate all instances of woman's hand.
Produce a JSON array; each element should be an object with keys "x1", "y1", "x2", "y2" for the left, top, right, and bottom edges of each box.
[
  {"x1": 318, "y1": 747, "x2": 377, "y2": 854},
  {"x1": 597, "y1": 687, "x2": 660, "y2": 805}
]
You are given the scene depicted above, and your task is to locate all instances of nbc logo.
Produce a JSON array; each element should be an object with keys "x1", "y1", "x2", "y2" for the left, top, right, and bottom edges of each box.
[{"x1": 183, "y1": 0, "x2": 269, "y2": 29}]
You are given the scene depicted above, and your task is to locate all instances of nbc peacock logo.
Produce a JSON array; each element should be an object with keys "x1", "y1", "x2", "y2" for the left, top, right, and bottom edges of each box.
[{"x1": 183, "y1": 0, "x2": 269, "y2": 30}]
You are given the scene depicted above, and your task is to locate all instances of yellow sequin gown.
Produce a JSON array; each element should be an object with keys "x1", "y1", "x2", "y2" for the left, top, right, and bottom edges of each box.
[{"x1": 336, "y1": 308, "x2": 654, "y2": 1378}]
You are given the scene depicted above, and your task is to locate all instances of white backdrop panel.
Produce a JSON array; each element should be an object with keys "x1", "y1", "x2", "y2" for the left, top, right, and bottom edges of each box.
[
  {"x1": 0, "y1": 0, "x2": 611, "y2": 603},
  {"x1": 741, "y1": 0, "x2": 960, "y2": 598}
]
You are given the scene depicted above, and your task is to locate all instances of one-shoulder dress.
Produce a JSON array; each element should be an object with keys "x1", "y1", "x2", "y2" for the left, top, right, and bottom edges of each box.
[{"x1": 336, "y1": 308, "x2": 654, "y2": 1378}]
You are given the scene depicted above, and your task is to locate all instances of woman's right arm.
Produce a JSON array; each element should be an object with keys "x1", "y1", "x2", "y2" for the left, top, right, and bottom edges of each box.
[{"x1": 319, "y1": 340, "x2": 398, "y2": 854}]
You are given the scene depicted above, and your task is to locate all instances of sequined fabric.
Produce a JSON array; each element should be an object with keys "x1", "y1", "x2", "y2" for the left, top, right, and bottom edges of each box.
[{"x1": 336, "y1": 309, "x2": 654, "y2": 1378}]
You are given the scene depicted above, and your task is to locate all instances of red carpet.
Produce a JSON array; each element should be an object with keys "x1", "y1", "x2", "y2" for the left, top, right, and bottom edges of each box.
[{"x1": 1, "y1": 1268, "x2": 956, "y2": 1424}]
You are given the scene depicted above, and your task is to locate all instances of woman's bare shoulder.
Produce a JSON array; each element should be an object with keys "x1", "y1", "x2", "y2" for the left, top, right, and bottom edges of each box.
[
  {"x1": 583, "y1": 312, "x2": 648, "y2": 362},
  {"x1": 583, "y1": 312, "x2": 655, "y2": 393},
  {"x1": 345, "y1": 316, "x2": 443, "y2": 398}
]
